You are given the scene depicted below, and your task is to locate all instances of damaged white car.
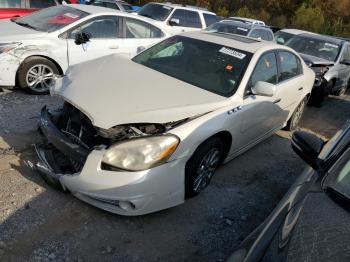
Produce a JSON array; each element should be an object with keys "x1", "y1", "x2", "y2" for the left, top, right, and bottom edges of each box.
[
  {"x1": 36, "y1": 32, "x2": 315, "y2": 216},
  {"x1": 0, "y1": 4, "x2": 167, "y2": 94}
]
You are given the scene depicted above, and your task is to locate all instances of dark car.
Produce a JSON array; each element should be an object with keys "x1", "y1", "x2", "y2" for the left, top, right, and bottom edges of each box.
[
  {"x1": 286, "y1": 33, "x2": 350, "y2": 106},
  {"x1": 0, "y1": 0, "x2": 59, "y2": 20},
  {"x1": 228, "y1": 121, "x2": 350, "y2": 262}
]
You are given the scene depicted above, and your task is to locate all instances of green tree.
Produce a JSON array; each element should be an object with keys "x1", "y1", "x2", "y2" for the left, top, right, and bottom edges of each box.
[{"x1": 293, "y1": 4, "x2": 325, "y2": 32}]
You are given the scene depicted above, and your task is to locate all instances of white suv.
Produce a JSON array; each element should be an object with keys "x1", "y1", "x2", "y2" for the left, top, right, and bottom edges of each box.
[{"x1": 137, "y1": 2, "x2": 218, "y2": 35}]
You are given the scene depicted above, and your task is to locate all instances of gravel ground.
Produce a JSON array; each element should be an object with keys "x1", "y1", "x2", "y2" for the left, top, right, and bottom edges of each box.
[{"x1": 0, "y1": 88, "x2": 349, "y2": 262}]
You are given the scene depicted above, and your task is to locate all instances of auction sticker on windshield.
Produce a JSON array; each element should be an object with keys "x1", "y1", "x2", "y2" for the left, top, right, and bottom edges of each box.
[{"x1": 219, "y1": 47, "x2": 246, "y2": 59}]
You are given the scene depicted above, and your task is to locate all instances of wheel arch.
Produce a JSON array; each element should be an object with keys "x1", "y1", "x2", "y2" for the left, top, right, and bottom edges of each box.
[{"x1": 16, "y1": 55, "x2": 64, "y2": 83}]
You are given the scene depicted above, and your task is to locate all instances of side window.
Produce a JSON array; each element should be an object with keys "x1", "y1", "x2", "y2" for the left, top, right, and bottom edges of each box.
[
  {"x1": 70, "y1": 17, "x2": 119, "y2": 39},
  {"x1": 170, "y1": 9, "x2": 202, "y2": 28},
  {"x1": 105, "y1": 2, "x2": 120, "y2": 10},
  {"x1": 342, "y1": 45, "x2": 350, "y2": 61},
  {"x1": 250, "y1": 29, "x2": 269, "y2": 41},
  {"x1": 278, "y1": 51, "x2": 302, "y2": 82},
  {"x1": 125, "y1": 18, "x2": 163, "y2": 38},
  {"x1": 30, "y1": 0, "x2": 56, "y2": 8},
  {"x1": 184, "y1": 10, "x2": 202, "y2": 28},
  {"x1": 250, "y1": 52, "x2": 278, "y2": 89},
  {"x1": 203, "y1": 13, "x2": 219, "y2": 27},
  {"x1": 0, "y1": 0, "x2": 21, "y2": 8}
]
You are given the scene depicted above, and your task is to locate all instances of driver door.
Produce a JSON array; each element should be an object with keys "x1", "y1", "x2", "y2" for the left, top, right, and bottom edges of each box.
[
  {"x1": 235, "y1": 52, "x2": 286, "y2": 150},
  {"x1": 67, "y1": 16, "x2": 122, "y2": 67}
]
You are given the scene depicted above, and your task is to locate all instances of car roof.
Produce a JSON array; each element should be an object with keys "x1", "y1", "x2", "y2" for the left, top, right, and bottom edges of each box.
[
  {"x1": 181, "y1": 31, "x2": 280, "y2": 53},
  {"x1": 148, "y1": 2, "x2": 216, "y2": 15},
  {"x1": 218, "y1": 20, "x2": 269, "y2": 30},
  {"x1": 68, "y1": 4, "x2": 165, "y2": 28},
  {"x1": 299, "y1": 33, "x2": 344, "y2": 45}
]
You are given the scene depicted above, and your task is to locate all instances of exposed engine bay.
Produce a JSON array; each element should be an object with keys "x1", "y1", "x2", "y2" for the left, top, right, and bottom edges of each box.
[{"x1": 38, "y1": 102, "x2": 189, "y2": 174}]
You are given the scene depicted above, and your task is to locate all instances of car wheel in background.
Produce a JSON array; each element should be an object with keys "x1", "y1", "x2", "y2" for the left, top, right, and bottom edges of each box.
[
  {"x1": 185, "y1": 137, "x2": 223, "y2": 198},
  {"x1": 334, "y1": 85, "x2": 348, "y2": 97},
  {"x1": 284, "y1": 97, "x2": 307, "y2": 131},
  {"x1": 17, "y1": 57, "x2": 59, "y2": 95}
]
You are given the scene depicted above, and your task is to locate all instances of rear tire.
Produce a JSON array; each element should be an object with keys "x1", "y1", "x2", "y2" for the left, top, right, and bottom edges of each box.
[
  {"x1": 185, "y1": 137, "x2": 223, "y2": 199},
  {"x1": 17, "y1": 57, "x2": 59, "y2": 95},
  {"x1": 284, "y1": 97, "x2": 307, "y2": 131}
]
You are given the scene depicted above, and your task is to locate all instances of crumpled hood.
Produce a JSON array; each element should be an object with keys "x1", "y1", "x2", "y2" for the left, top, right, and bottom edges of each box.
[
  {"x1": 299, "y1": 53, "x2": 334, "y2": 67},
  {"x1": 0, "y1": 19, "x2": 47, "y2": 42},
  {"x1": 52, "y1": 54, "x2": 231, "y2": 129}
]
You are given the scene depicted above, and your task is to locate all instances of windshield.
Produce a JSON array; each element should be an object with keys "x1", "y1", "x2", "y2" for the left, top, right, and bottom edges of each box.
[
  {"x1": 274, "y1": 31, "x2": 294, "y2": 45},
  {"x1": 132, "y1": 36, "x2": 252, "y2": 97},
  {"x1": 205, "y1": 22, "x2": 250, "y2": 36},
  {"x1": 138, "y1": 3, "x2": 173, "y2": 21},
  {"x1": 286, "y1": 35, "x2": 341, "y2": 62},
  {"x1": 13, "y1": 6, "x2": 89, "y2": 33}
]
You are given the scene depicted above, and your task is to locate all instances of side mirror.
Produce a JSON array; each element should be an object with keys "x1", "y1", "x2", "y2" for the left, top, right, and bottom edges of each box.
[
  {"x1": 137, "y1": 46, "x2": 146, "y2": 54},
  {"x1": 291, "y1": 131, "x2": 326, "y2": 170},
  {"x1": 276, "y1": 37, "x2": 285, "y2": 45},
  {"x1": 75, "y1": 31, "x2": 91, "y2": 45},
  {"x1": 251, "y1": 81, "x2": 276, "y2": 97},
  {"x1": 169, "y1": 18, "x2": 180, "y2": 26},
  {"x1": 341, "y1": 59, "x2": 350, "y2": 66}
]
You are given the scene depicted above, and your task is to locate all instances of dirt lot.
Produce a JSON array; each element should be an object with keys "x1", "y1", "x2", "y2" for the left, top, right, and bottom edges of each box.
[{"x1": 0, "y1": 88, "x2": 349, "y2": 262}]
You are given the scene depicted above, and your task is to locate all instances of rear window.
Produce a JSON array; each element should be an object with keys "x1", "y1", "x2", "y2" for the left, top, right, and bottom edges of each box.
[
  {"x1": 132, "y1": 36, "x2": 252, "y2": 97},
  {"x1": 205, "y1": 22, "x2": 250, "y2": 36},
  {"x1": 0, "y1": 0, "x2": 21, "y2": 8}
]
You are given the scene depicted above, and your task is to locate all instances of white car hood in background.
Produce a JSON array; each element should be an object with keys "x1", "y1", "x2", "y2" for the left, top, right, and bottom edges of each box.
[{"x1": 52, "y1": 54, "x2": 230, "y2": 129}]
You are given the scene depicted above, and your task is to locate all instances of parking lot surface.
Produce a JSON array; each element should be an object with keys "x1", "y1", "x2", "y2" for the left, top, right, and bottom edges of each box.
[{"x1": 0, "y1": 89, "x2": 349, "y2": 262}]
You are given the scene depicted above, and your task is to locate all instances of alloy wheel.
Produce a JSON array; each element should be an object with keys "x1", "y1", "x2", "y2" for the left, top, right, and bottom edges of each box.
[
  {"x1": 26, "y1": 64, "x2": 55, "y2": 93},
  {"x1": 193, "y1": 148, "x2": 221, "y2": 193}
]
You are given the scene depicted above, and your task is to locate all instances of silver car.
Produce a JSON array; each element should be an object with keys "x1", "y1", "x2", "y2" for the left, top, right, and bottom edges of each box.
[{"x1": 286, "y1": 33, "x2": 350, "y2": 105}]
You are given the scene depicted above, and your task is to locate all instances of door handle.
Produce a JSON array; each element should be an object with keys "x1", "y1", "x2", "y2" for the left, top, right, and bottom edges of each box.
[
  {"x1": 273, "y1": 98, "x2": 281, "y2": 104},
  {"x1": 298, "y1": 87, "x2": 304, "y2": 91},
  {"x1": 109, "y1": 45, "x2": 119, "y2": 50}
]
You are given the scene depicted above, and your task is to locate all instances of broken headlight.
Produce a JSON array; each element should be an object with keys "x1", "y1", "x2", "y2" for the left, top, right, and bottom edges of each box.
[
  {"x1": 0, "y1": 42, "x2": 21, "y2": 54},
  {"x1": 102, "y1": 135, "x2": 180, "y2": 171}
]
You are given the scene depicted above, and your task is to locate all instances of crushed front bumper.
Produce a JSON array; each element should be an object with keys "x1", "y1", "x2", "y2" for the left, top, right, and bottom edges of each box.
[{"x1": 35, "y1": 107, "x2": 185, "y2": 216}]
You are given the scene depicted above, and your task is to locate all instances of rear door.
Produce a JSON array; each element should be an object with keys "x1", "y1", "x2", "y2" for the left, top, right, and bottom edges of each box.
[
  {"x1": 118, "y1": 17, "x2": 165, "y2": 58},
  {"x1": 0, "y1": 0, "x2": 25, "y2": 19},
  {"x1": 67, "y1": 15, "x2": 122, "y2": 66}
]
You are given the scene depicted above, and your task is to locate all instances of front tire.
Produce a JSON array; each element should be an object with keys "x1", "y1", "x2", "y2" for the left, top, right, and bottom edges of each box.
[
  {"x1": 185, "y1": 137, "x2": 223, "y2": 199},
  {"x1": 284, "y1": 97, "x2": 307, "y2": 131},
  {"x1": 17, "y1": 57, "x2": 59, "y2": 95}
]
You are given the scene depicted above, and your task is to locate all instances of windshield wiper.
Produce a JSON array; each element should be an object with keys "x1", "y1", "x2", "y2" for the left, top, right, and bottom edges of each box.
[{"x1": 14, "y1": 21, "x2": 40, "y2": 31}]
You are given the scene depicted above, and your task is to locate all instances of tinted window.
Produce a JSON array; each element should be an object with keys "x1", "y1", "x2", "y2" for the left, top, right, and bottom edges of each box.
[
  {"x1": 250, "y1": 29, "x2": 270, "y2": 41},
  {"x1": 125, "y1": 18, "x2": 163, "y2": 38},
  {"x1": 71, "y1": 17, "x2": 119, "y2": 39},
  {"x1": 133, "y1": 36, "x2": 252, "y2": 97},
  {"x1": 278, "y1": 51, "x2": 302, "y2": 82},
  {"x1": 30, "y1": 0, "x2": 56, "y2": 8},
  {"x1": 250, "y1": 52, "x2": 278, "y2": 87},
  {"x1": 274, "y1": 31, "x2": 294, "y2": 45},
  {"x1": 171, "y1": 9, "x2": 202, "y2": 28},
  {"x1": 205, "y1": 22, "x2": 250, "y2": 36},
  {"x1": 138, "y1": 3, "x2": 173, "y2": 21},
  {"x1": 122, "y1": 4, "x2": 133, "y2": 11},
  {"x1": 0, "y1": 0, "x2": 21, "y2": 8},
  {"x1": 203, "y1": 13, "x2": 219, "y2": 27}
]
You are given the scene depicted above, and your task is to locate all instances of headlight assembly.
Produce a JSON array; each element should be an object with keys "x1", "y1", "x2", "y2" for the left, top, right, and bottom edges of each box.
[
  {"x1": 0, "y1": 42, "x2": 21, "y2": 54},
  {"x1": 102, "y1": 135, "x2": 180, "y2": 171}
]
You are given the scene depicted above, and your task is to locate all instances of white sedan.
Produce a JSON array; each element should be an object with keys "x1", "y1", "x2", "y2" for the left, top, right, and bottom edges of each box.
[
  {"x1": 0, "y1": 4, "x2": 168, "y2": 94},
  {"x1": 36, "y1": 32, "x2": 315, "y2": 216}
]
